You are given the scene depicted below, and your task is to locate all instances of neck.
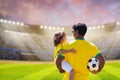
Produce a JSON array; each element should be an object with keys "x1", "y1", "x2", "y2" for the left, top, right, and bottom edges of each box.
[
  {"x1": 76, "y1": 35, "x2": 84, "y2": 39},
  {"x1": 75, "y1": 35, "x2": 85, "y2": 40}
]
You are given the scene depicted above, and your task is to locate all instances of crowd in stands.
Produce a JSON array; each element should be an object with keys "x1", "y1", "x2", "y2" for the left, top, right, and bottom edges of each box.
[
  {"x1": 0, "y1": 22, "x2": 120, "y2": 60},
  {"x1": 0, "y1": 46, "x2": 22, "y2": 60}
]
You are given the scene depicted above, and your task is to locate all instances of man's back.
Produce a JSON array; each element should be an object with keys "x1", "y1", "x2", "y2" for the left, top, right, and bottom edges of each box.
[
  {"x1": 63, "y1": 39, "x2": 100, "y2": 80},
  {"x1": 55, "y1": 23, "x2": 105, "y2": 80}
]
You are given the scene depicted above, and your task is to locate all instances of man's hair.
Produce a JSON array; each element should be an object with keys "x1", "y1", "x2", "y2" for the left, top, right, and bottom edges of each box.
[
  {"x1": 72, "y1": 23, "x2": 87, "y2": 36},
  {"x1": 53, "y1": 32, "x2": 65, "y2": 47}
]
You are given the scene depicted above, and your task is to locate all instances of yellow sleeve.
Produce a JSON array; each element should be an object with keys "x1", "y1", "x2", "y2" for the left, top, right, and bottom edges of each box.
[
  {"x1": 91, "y1": 45, "x2": 101, "y2": 57},
  {"x1": 61, "y1": 43, "x2": 72, "y2": 59},
  {"x1": 54, "y1": 45, "x2": 62, "y2": 59},
  {"x1": 54, "y1": 44, "x2": 65, "y2": 60},
  {"x1": 54, "y1": 48, "x2": 57, "y2": 58}
]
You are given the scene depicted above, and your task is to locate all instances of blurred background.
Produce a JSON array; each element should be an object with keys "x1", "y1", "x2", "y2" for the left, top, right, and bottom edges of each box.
[
  {"x1": 0, "y1": 19, "x2": 120, "y2": 61},
  {"x1": 0, "y1": 0, "x2": 120, "y2": 61}
]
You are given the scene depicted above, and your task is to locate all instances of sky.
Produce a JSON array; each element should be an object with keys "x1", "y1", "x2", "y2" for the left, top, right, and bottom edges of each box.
[{"x1": 0, "y1": 0, "x2": 120, "y2": 26}]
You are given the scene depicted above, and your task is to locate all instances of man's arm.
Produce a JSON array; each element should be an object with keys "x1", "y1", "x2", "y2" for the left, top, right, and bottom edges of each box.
[
  {"x1": 55, "y1": 54, "x2": 65, "y2": 73},
  {"x1": 97, "y1": 54, "x2": 105, "y2": 72},
  {"x1": 90, "y1": 54, "x2": 105, "y2": 74}
]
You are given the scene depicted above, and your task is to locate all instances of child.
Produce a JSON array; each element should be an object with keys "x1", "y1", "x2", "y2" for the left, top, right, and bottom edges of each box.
[{"x1": 53, "y1": 32, "x2": 75, "y2": 80}]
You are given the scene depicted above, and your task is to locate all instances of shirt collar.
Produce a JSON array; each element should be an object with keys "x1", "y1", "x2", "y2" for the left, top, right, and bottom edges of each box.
[{"x1": 76, "y1": 38, "x2": 85, "y2": 40}]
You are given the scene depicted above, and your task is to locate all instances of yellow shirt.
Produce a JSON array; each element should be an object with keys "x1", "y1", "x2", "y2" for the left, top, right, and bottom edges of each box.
[
  {"x1": 54, "y1": 43, "x2": 70, "y2": 62},
  {"x1": 62, "y1": 39, "x2": 101, "y2": 80},
  {"x1": 54, "y1": 43, "x2": 62, "y2": 62}
]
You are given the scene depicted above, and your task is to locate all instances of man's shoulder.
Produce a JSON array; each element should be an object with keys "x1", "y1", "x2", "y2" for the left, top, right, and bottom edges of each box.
[
  {"x1": 69, "y1": 40, "x2": 76, "y2": 45},
  {"x1": 68, "y1": 40, "x2": 97, "y2": 48},
  {"x1": 85, "y1": 41, "x2": 100, "y2": 51},
  {"x1": 84, "y1": 40, "x2": 96, "y2": 47}
]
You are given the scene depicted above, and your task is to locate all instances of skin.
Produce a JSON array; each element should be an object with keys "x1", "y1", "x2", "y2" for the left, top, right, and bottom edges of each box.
[
  {"x1": 55, "y1": 34, "x2": 75, "y2": 80},
  {"x1": 73, "y1": 30, "x2": 105, "y2": 74},
  {"x1": 55, "y1": 56, "x2": 65, "y2": 73},
  {"x1": 56, "y1": 29, "x2": 105, "y2": 74},
  {"x1": 90, "y1": 54, "x2": 105, "y2": 74}
]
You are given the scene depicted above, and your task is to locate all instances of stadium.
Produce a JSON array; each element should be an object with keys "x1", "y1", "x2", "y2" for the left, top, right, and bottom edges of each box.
[
  {"x1": 0, "y1": 0, "x2": 120, "y2": 80},
  {"x1": 0, "y1": 19, "x2": 120, "y2": 61}
]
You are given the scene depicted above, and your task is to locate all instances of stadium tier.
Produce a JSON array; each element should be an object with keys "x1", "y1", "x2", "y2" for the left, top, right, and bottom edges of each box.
[{"x1": 0, "y1": 21, "x2": 120, "y2": 60}]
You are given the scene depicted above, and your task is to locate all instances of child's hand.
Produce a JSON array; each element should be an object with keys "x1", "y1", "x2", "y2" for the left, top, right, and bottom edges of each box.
[
  {"x1": 70, "y1": 48, "x2": 76, "y2": 53},
  {"x1": 89, "y1": 69, "x2": 99, "y2": 74},
  {"x1": 59, "y1": 69, "x2": 65, "y2": 73}
]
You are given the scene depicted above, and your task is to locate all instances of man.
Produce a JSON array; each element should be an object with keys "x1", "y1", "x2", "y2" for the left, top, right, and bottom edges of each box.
[{"x1": 56, "y1": 23, "x2": 105, "y2": 80}]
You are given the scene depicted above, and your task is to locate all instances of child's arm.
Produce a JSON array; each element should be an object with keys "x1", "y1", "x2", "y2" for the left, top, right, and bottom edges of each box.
[
  {"x1": 55, "y1": 54, "x2": 65, "y2": 73},
  {"x1": 59, "y1": 48, "x2": 76, "y2": 54}
]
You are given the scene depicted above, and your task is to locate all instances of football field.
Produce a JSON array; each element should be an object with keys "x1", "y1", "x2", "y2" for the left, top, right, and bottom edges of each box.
[{"x1": 0, "y1": 60, "x2": 120, "y2": 80}]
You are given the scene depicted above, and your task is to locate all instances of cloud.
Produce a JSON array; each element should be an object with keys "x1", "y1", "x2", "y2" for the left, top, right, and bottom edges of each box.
[{"x1": 0, "y1": 0, "x2": 120, "y2": 26}]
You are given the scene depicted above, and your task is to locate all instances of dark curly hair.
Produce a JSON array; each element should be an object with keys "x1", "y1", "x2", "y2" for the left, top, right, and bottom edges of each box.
[
  {"x1": 72, "y1": 23, "x2": 87, "y2": 36},
  {"x1": 53, "y1": 32, "x2": 65, "y2": 47}
]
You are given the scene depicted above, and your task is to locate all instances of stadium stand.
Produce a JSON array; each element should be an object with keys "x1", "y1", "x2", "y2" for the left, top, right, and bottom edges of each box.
[
  {"x1": 0, "y1": 21, "x2": 120, "y2": 60},
  {"x1": 0, "y1": 47, "x2": 22, "y2": 60}
]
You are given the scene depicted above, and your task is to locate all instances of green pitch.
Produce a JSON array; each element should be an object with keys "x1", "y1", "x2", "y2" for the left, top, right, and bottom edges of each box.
[{"x1": 0, "y1": 61, "x2": 120, "y2": 80}]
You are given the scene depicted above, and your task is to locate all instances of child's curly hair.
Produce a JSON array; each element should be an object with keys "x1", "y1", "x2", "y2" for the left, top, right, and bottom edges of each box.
[{"x1": 53, "y1": 32, "x2": 65, "y2": 47}]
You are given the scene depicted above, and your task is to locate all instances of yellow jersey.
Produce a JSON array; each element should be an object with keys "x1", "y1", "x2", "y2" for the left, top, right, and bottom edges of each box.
[
  {"x1": 54, "y1": 43, "x2": 63, "y2": 62},
  {"x1": 62, "y1": 39, "x2": 101, "y2": 80},
  {"x1": 54, "y1": 43, "x2": 70, "y2": 62}
]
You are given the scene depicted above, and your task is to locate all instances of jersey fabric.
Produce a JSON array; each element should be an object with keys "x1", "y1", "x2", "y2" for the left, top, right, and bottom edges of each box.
[
  {"x1": 62, "y1": 38, "x2": 101, "y2": 80},
  {"x1": 54, "y1": 43, "x2": 63, "y2": 62},
  {"x1": 54, "y1": 43, "x2": 70, "y2": 62}
]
